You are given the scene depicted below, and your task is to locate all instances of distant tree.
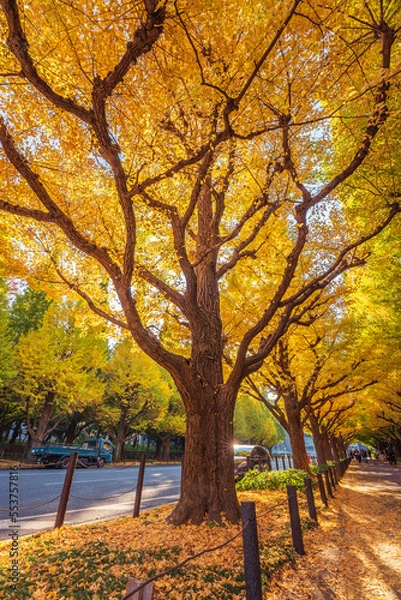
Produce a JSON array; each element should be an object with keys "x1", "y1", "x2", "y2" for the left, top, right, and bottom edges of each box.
[
  {"x1": 149, "y1": 390, "x2": 186, "y2": 461},
  {"x1": 14, "y1": 303, "x2": 106, "y2": 448},
  {"x1": 0, "y1": 279, "x2": 16, "y2": 387},
  {"x1": 0, "y1": 278, "x2": 19, "y2": 440},
  {"x1": 9, "y1": 286, "x2": 53, "y2": 343},
  {"x1": 234, "y1": 394, "x2": 284, "y2": 449},
  {"x1": 99, "y1": 339, "x2": 173, "y2": 462}
]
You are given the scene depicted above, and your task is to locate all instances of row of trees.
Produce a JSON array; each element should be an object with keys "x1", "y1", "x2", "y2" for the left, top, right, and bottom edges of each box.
[
  {"x1": 0, "y1": 284, "x2": 287, "y2": 459},
  {"x1": 0, "y1": 284, "x2": 186, "y2": 461},
  {"x1": 0, "y1": 0, "x2": 399, "y2": 524}
]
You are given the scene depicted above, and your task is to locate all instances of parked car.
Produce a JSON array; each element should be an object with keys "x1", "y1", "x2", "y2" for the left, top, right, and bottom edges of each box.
[{"x1": 233, "y1": 444, "x2": 272, "y2": 480}]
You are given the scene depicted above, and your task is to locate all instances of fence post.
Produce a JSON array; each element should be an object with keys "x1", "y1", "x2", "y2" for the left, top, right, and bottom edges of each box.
[
  {"x1": 329, "y1": 467, "x2": 336, "y2": 490},
  {"x1": 324, "y1": 470, "x2": 333, "y2": 498},
  {"x1": 316, "y1": 473, "x2": 328, "y2": 506},
  {"x1": 123, "y1": 577, "x2": 154, "y2": 600},
  {"x1": 54, "y1": 451, "x2": 78, "y2": 529},
  {"x1": 286, "y1": 485, "x2": 305, "y2": 555},
  {"x1": 304, "y1": 478, "x2": 318, "y2": 524},
  {"x1": 133, "y1": 453, "x2": 146, "y2": 518},
  {"x1": 241, "y1": 502, "x2": 263, "y2": 600}
]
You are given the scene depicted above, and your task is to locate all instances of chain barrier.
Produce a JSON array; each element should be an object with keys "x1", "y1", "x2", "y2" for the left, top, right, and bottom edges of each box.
[
  {"x1": 70, "y1": 485, "x2": 138, "y2": 501},
  {"x1": 256, "y1": 498, "x2": 289, "y2": 519},
  {"x1": 121, "y1": 518, "x2": 251, "y2": 600},
  {"x1": 0, "y1": 495, "x2": 62, "y2": 512},
  {"x1": 76, "y1": 459, "x2": 100, "y2": 470}
]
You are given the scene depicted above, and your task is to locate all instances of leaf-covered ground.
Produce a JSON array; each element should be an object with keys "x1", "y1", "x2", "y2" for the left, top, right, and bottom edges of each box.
[
  {"x1": 1, "y1": 462, "x2": 400, "y2": 599},
  {"x1": 267, "y1": 461, "x2": 401, "y2": 599},
  {"x1": 0, "y1": 489, "x2": 310, "y2": 599}
]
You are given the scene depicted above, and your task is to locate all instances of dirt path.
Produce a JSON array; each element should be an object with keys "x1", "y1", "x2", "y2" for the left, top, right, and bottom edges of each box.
[{"x1": 267, "y1": 461, "x2": 401, "y2": 599}]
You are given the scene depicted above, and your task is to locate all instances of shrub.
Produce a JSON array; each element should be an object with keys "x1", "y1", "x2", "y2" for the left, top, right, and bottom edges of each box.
[{"x1": 236, "y1": 468, "x2": 309, "y2": 492}]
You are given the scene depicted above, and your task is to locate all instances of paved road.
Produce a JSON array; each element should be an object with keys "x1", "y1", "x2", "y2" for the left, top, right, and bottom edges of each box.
[{"x1": 0, "y1": 463, "x2": 181, "y2": 540}]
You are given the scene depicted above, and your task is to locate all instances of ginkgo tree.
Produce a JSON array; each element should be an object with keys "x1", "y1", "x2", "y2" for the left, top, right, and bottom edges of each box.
[
  {"x1": 14, "y1": 302, "x2": 106, "y2": 448},
  {"x1": 0, "y1": 0, "x2": 399, "y2": 523},
  {"x1": 99, "y1": 338, "x2": 175, "y2": 462}
]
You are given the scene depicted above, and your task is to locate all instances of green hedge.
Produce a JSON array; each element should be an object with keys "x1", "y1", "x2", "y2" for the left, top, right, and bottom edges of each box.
[{"x1": 236, "y1": 468, "x2": 309, "y2": 492}]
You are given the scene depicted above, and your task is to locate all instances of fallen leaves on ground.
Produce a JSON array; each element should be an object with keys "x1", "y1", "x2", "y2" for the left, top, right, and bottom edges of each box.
[
  {"x1": 0, "y1": 489, "x2": 309, "y2": 599},
  {"x1": 1, "y1": 463, "x2": 400, "y2": 599}
]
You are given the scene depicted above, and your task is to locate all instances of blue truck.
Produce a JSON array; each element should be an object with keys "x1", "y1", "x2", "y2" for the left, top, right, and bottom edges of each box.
[{"x1": 29, "y1": 438, "x2": 113, "y2": 468}]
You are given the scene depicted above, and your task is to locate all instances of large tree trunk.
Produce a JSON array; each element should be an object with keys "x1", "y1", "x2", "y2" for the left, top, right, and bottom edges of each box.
[{"x1": 168, "y1": 387, "x2": 240, "y2": 525}]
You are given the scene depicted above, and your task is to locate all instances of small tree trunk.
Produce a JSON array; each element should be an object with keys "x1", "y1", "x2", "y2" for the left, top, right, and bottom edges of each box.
[
  {"x1": 112, "y1": 438, "x2": 124, "y2": 462},
  {"x1": 112, "y1": 404, "x2": 129, "y2": 462},
  {"x1": 163, "y1": 433, "x2": 172, "y2": 462},
  {"x1": 322, "y1": 429, "x2": 334, "y2": 461},
  {"x1": 9, "y1": 422, "x2": 22, "y2": 444},
  {"x1": 28, "y1": 392, "x2": 56, "y2": 449},
  {"x1": 283, "y1": 397, "x2": 310, "y2": 471},
  {"x1": 154, "y1": 437, "x2": 163, "y2": 460},
  {"x1": 309, "y1": 413, "x2": 327, "y2": 465},
  {"x1": 331, "y1": 435, "x2": 340, "y2": 461}
]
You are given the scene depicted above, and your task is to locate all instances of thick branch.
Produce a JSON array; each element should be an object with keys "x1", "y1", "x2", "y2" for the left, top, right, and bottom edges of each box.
[
  {"x1": 0, "y1": 120, "x2": 121, "y2": 280},
  {"x1": 134, "y1": 263, "x2": 187, "y2": 314},
  {"x1": 0, "y1": 198, "x2": 55, "y2": 222},
  {"x1": 0, "y1": 0, "x2": 93, "y2": 123}
]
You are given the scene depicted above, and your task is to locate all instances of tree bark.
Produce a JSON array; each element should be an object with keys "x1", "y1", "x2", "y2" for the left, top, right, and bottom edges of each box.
[
  {"x1": 28, "y1": 391, "x2": 57, "y2": 448},
  {"x1": 330, "y1": 435, "x2": 340, "y2": 461},
  {"x1": 163, "y1": 433, "x2": 172, "y2": 462},
  {"x1": 322, "y1": 428, "x2": 334, "y2": 461},
  {"x1": 154, "y1": 437, "x2": 163, "y2": 460},
  {"x1": 168, "y1": 387, "x2": 240, "y2": 525},
  {"x1": 110, "y1": 403, "x2": 129, "y2": 462},
  {"x1": 283, "y1": 396, "x2": 310, "y2": 471},
  {"x1": 309, "y1": 412, "x2": 328, "y2": 465}
]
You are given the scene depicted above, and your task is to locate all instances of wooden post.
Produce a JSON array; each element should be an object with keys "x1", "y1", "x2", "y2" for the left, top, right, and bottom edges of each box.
[
  {"x1": 54, "y1": 451, "x2": 78, "y2": 529},
  {"x1": 329, "y1": 466, "x2": 336, "y2": 490},
  {"x1": 246, "y1": 456, "x2": 251, "y2": 472},
  {"x1": 241, "y1": 502, "x2": 263, "y2": 600},
  {"x1": 324, "y1": 470, "x2": 333, "y2": 498},
  {"x1": 287, "y1": 485, "x2": 305, "y2": 555},
  {"x1": 133, "y1": 453, "x2": 146, "y2": 518},
  {"x1": 316, "y1": 473, "x2": 328, "y2": 507},
  {"x1": 274, "y1": 456, "x2": 279, "y2": 470},
  {"x1": 123, "y1": 577, "x2": 154, "y2": 600},
  {"x1": 304, "y1": 478, "x2": 318, "y2": 524},
  {"x1": 281, "y1": 455, "x2": 286, "y2": 470}
]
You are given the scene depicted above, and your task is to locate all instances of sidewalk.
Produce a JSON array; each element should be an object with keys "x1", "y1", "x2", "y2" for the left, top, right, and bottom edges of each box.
[{"x1": 268, "y1": 461, "x2": 401, "y2": 599}]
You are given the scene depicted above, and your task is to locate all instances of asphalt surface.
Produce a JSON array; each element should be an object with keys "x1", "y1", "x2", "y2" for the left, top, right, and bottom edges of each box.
[{"x1": 0, "y1": 463, "x2": 181, "y2": 540}]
